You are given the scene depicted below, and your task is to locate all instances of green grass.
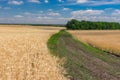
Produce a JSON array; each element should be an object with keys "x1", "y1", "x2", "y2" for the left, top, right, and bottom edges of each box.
[
  {"x1": 47, "y1": 30, "x2": 97, "y2": 80},
  {"x1": 48, "y1": 29, "x2": 66, "y2": 57}
]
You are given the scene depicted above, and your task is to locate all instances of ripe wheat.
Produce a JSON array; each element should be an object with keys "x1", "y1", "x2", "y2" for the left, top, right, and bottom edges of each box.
[
  {"x1": 0, "y1": 25, "x2": 68, "y2": 80},
  {"x1": 69, "y1": 30, "x2": 120, "y2": 56}
]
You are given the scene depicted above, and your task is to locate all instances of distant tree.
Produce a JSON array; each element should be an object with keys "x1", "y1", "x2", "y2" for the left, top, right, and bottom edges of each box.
[
  {"x1": 66, "y1": 19, "x2": 80, "y2": 29},
  {"x1": 66, "y1": 19, "x2": 120, "y2": 30}
]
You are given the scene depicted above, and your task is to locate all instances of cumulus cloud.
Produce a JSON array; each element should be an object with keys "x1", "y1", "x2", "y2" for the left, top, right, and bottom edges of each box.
[
  {"x1": 76, "y1": 0, "x2": 88, "y2": 3},
  {"x1": 66, "y1": 0, "x2": 120, "y2": 6},
  {"x1": 14, "y1": 15, "x2": 23, "y2": 18},
  {"x1": 90, "y1": 0, "x2": 120, "y2": 6},
  {"x1": 71, "y1": 9, "x2": 104, "y2": 17},
  {"x1": 0, "y1": 6, "x2": 11, "y2": 10},
  {"x1": 1, "y1": 9, "x2": 120, "y2": 24},
  {"x1": 70, "y1": 9, "x2": 120, "y2": 22},
  {"x1": 48, "y1": 9, "x2": 53, "y2": 11},
  {"x1": 22, "y1": 11, "x2": 60, "y2": 18},
  {"x1": 28, "y1": 0, "x2": 40, "y2": 3},
  {"x1": 23, "y1": 12, "x2": 44, "y2": 18},
  {"x1": 112, "y1": 9, "x2": 120, "y2": 16},
  {"x1": 45, "y1": 0, "x2": 48, "y2": 3},
  {"x1": 8, "y1": 0, "x2": 23, "y2": 5},
  {"x1": 63, "y1": 8, "x2": 70, "y2": 11},
  {"x1": 58, "y1": 0, "x2": 64, "y2": 2},
  {"x1": 37, "y1": 16, "x2": 52, "y2": 19},
  {"x1": 48, "y1": 12, "x2": 60, "y2": 16}
]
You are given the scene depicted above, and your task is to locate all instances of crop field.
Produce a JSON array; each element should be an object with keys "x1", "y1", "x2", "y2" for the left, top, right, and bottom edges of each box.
[
  {"x1": 1, "y1": 25, "x2": 120, "y2": 80},
  {"x1": 69, "y1": 30, "x2": 120, "y2": 56},
  {"x1": 0, "y1": 25, "x2": 68, "y2": 80}
]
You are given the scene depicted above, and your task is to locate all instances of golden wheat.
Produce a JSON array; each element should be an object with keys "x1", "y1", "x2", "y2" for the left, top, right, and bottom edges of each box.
[
  {"x1": 0, "y1": 25, "x2": 68, "y2": 80},
  {"x1": 69, "y1": 30, "x2": 120, "y2": 55}
]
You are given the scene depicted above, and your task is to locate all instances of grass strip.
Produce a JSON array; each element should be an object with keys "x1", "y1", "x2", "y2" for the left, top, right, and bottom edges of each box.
[{"x1": 47, "y1": 30, "x2": 97, "y2": 80}]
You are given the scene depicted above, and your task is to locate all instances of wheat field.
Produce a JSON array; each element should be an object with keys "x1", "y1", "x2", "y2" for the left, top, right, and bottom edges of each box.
[
  {"x1": 0, "y1": 25, "x2": 68, "y2": 80},
  {"x1": 69, "y1": 30, "x2": 120, "y2": 56}
]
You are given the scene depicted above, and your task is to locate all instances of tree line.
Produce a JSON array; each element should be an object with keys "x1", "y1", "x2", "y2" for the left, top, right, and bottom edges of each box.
[{"x1": 66, "y1": 19, "x2": 120, "y2": 30}]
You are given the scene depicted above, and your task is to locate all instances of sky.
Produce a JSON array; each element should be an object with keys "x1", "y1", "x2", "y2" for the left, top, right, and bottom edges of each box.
[{"x1": 0, "y1": 0, "x2": 120, "y2": 24}]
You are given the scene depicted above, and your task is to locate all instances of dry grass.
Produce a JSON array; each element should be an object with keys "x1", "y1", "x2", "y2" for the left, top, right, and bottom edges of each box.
[
  {"x1": 0, "y1": 25, "x2": 68, "y2": 80},
  {"x1": 69, "y1": 30, "x2": 120, "y2": 56}
]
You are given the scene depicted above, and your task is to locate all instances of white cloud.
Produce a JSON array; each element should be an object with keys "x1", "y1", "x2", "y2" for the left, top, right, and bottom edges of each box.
[
  {"x1": 48, "y1": 9, "x2": 53, "y2": 11},
  {"x1": 91, "y1": 0, "x2": 120, "y2": 6},
  {"x1": 1, "y1": 6, "x2": 120, "y2": 24},
  {"x1": 71, "y1": 9, "x2": 107, "y2": 21},
  {"x1": 10, "y1": 13, "x2": 120, "y2": 23},
  {"x1": 71, "y1": 9, "x2": 104, "y2": 17},
  {"x1": 48, "y1": 12, "x2": 60, "y2": 16},
  {"x1": 22, "y1": 11, "x2": 60, "y2": 18},
  {"x1": 77, "y1": 0, "x2": 88, "y2": 3},
  {"x1": 28, "y1": 0, "x2": 40, "y2": 3},
  {"x1": 14, "y1": 15, "x2": 23, "y2": 18},
  {"x1": 36, "y1": 17, "x2": 70, "y2": 24},
  {"x1": 23, "y1": 12, "x2": 43, "y2": 17},
  {"x1": 58, "y1": 0, "x2": 64, "y2": 2},
  {"x1": 3, "y1": 7, "x2": 11, "y2": 10},
  {"x1": 63, "y1": 8, "x2": 70, "y2": 11},
  {"x1": 0, "y1": 17, "x2": 70, "y2": 24},
  {"x1": 37, "y1": 16, "x2": 52, "y2": 19},
  {"x1": 8, "y1": 0, "x2": 23, "y2": 5},
  {"x1": 39, "y1": 11, "x2": 44, "y2": 13},
  {"x1": 0, "y1": 6, "x2": 11, "y2": 10},
  {"x1": 45, "y1": 0, "x2": 48, "y2": 3},
  {"x1": 69, "y1": 9, "x2": 120, "y2": 22},
  {"x1": 24, "y1": 12, "x2": 31, "y2": 15},
  {"x1": 112, "y1": 9, "x2": 120, "y2": 16},
  {"x1": 66, "y1": 0, "x2": 120, "y2": 6}
]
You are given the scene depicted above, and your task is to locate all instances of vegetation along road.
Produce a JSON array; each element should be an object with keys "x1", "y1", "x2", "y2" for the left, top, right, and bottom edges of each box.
[{"x1": 48, "y1": 30, "x2": 120, "y2": 80}]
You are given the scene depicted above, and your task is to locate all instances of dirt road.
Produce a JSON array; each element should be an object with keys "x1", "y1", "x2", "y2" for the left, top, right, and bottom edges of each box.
[{"x1": 48, "y1": 30, "x2": 120, "y2": 80}]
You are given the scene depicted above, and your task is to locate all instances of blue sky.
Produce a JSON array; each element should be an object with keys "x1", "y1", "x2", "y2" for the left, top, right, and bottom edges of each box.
[{"x1": 0, "y1": 0, "x2": 120, "y2": 24}]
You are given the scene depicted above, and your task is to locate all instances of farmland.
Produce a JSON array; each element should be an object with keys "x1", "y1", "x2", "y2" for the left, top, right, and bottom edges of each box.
[
  {"x1": 1, "y1": 0, "x2": 120, "y2": 80},
  {"x1": 69, "y1": 30, "x2": 120, "y2": 56},
  {"x1": 0, "y1": 25, "x2": 120, "y2": 80},
  {"x1": 0, "y1": 25, "x2": 68, "y2": 80}
]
